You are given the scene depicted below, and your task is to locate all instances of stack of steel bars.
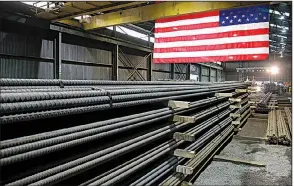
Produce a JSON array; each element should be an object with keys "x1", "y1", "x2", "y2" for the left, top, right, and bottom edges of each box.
[
  {"x1": 0, "y1": 78, "x2": 247, "y2": 124},
  {"x1": 267, "y1": 109, "x2": 291, "y2": 145},
  {"x1": 277, "y1": 110, "x2": 291, "y2": 145},
  {"x1": 266, "y1": 110, "x2": 278, "y2": 144},
  {"x1": 284, "y1": 107, "x2": 292, "y2": 135},
  {"x1": 0, "y1": 78, "x2": 248, "y2": 185},
  {"x1": 255, "y1": 92, "x2": 272, "y2": 113}
]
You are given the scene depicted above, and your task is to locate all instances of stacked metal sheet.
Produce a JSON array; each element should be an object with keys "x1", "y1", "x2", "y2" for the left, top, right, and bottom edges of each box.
[{"x1": 0, "y1": 78, "x2": 248, "y2": 185}]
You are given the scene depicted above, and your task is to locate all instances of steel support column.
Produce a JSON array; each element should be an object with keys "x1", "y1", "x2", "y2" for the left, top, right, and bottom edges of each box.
[
  {"x1": 209, "y1": 67, "x2": 211, "y2": 82},
  {"x1": 53, "y1": 32, "x2": 62, "y2": 79},
  {"x1": 147, "y1": 53, "x2": 153, "y2": 81},
  {"x1": 186, "y1": 63, "x2": 191, "y2": 80},
  {"x1": 170, "y1": 64, "x2": 175, "y2": 80},
  {"x1": 199, "y1": 65, "x2": 202, "y2": 82},
  {"x1": 112, "y1": 45, "x2": 119, "y2": 80}
]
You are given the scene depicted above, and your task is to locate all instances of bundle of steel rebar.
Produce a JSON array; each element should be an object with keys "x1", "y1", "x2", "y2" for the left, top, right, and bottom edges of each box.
[
  {"x1": 1, "y1": 79, "x2": 247, "y2": 186},
  {"x1": 159, "y1": 124, "x2": 234, "y2": 185},
  {"x1": 257, "y1": 92, "x2": 272, "y2": 107},
  {"x1": 267, "y1": 110, "x2": 278, "y2": 144},
  {"x1": 0, "y1": 78, "x2": 240, "y2": 86},
  {"x1": 277, "y1": 110, "x2": 291, "y2": 145},
  {"x1": 2, "y1": 100, "x2": 231, "y2": 186},
  {"x1": 0, "y1": 79, "x2": 247, "y2": 124},
  {"x1": 126, "y1": 110, "x2": 232, "y2": 186},
  {"x1": 284, "y1": 107, "x2": 292, "y2": 135}
]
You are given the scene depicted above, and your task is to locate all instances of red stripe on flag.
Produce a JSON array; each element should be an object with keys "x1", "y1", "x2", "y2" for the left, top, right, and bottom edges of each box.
[
  {"x1": 155, "y1": 22, "x2": 219, "y2": 33},
  {"x1": 155, "y1": 28, "x2": 269, "y2": 43},
  {"x1": 154, "y1": 41, "x2": 269, "y2": 53},
  {"x1": 156, "y1": 11, "x2": 219, "y2": 23},
  {"x1": 153, "y1": 54, "x2": 269, "y2": 63}
]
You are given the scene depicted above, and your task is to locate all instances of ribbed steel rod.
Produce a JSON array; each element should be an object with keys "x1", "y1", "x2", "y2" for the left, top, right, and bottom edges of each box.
[
  {"x1": 1, "y1": 110, "x2": 173, "y2": 157},
  {"x1": 88, "y1": 141, "x2": 182, "y2": 186},
  {"x1": 1, "y1": 114, "x2": 173, "y2": 165},
  {"x1": 0, "y1": 85, "x2": 242, "y2": 114},
  {"x1": 1, "y1": 83, "x2": 244, "y2": 103},
  {"x1": 129, "y1": 157, "x2": 178, "y2": 186},
  {"x1": 0, "y1": 89, "x2": 232, "y2": 124},
  {"x1": 0, "y1": 78, "x2": 241, "y2": 86},
  {"x1": 79, "y1": 141, "x2": 177, "y2": 186},
  {"x1": 5, "y1": 121, "x2": 187, "y2": 186},
  {"x1": 1, "y1": 108, "x2": 169, "y2": 148},
  {"x1": 1, "y1": 100, "x2": 228, "y2": 163},
  {"x1": 1, "y1": 97, "x2": 223, "y2": 149}
]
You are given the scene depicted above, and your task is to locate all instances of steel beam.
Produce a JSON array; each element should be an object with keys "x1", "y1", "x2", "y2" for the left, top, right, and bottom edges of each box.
[
  {"x1": 186, "y1": 64, "x2": 191, "y2": 80},
  {"x1": 50, "y1": 24, "x2": 152, "y2": 52},
  {"x1": 112, "y1": 45, "x2": 119, "y2": 80},
  {"x1": 199, "y1": 65, "x2": 202, "y2": 82},
  {"x1": 53, "y1": 32, "x2": 62, "y2": 79},
  {"x1": 83, "y1": 2, "x2": 261, "y2": 30},
  {"x1": 170, "y1": 64, "x2": 175, "y2": 80},
  {"x1": 209, "y1": 67, "x2": 211, "y2": 82},
  {"x1": 147, "y1": 53, "x2": 153, "y2": 81}
]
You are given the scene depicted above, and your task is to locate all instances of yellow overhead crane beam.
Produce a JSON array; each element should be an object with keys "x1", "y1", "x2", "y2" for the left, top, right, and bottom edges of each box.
[
  {"x1": 54, "y1": 2, "x2": 148, "y2": 21},
  {"x1": 83, "y1": 1, "x2": 263, "y2": 30}
]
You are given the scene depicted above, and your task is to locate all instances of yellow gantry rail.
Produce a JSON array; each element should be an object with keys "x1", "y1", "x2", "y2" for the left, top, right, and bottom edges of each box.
[{"x1": 83, "y1": 1, "x2": 263, "y2": 30}]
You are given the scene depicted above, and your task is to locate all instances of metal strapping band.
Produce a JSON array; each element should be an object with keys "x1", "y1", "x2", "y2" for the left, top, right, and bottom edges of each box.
[
  {"x1": 92, "y1": 88, "x2": 113, "y2": 107},
  {"x1": 58, "y1": 80, "x2": 64, "y2": 88}
]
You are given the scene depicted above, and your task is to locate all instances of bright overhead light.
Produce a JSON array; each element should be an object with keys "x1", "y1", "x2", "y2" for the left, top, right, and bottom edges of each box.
[
  {"x1": 280, "y1": 16, "x2": 285, "y2": 19},
  {"x1": 270, "y1": 66, "x2": 279, "y2": 74},
  {"x1": 282, "y1": 30, "x2": 286, "y2": 32}
]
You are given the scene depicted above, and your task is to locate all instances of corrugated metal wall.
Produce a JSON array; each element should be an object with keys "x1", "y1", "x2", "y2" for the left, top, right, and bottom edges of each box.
[
  {"x1": 152, "y1": 63, "x2": 171, "y2": 80},
  {"x1": 1, "y1": 28, "x2": 222, "y2": 81},
  {"x1": 61, "y1": 43, "x2": 112, "y2": 80},
  {"x1": 0, "y1": 30, "x2": 173, "y2": 80},
  {"x1": 0, "y1": 31, "x2": 54, "y2": 78}
]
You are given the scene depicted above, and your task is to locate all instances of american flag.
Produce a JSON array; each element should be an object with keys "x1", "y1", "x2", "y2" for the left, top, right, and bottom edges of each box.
[{"x1": 153, "y1": 4, "x2": 270, "y2": 63}]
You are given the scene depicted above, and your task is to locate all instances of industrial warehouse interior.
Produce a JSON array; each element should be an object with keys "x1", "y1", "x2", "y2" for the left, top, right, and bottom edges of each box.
[{"x1": 0, "y1": 1, "x2": 292, "y2": 186}]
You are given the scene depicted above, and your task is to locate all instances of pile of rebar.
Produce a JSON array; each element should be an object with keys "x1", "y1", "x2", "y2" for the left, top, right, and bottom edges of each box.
[
  {"x1": 0, "y1": 78, "x2": 247, "y2": 124},
  {"x1": 0, "y1": 78, "x2": 248, "y2": 185},
  {"x1": 284, "y1": 107, "x2": 292, "y2": 135},
  {"x1": 267, "y1": 110, "x2": 278, "y2": 144},
  {"x1": 255, "y1": 92, "x2": 272, "y2": 113},
  {"x1": 277, "y1": 110, "x2": 291, "y2": 145},
  {"x1": 267, "y1": 109, "x2": 291, "y2": 145}
]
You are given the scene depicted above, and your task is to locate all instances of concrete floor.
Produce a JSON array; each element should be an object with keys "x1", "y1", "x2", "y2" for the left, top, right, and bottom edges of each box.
[{"x1": 194, "y1": 116, "x2": 292, "y2": 186}]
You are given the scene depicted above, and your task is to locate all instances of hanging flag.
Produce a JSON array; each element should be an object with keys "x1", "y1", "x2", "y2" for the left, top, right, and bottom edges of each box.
[{"x1": 153, "y1": 4, "x2": 270, "y2": 63}]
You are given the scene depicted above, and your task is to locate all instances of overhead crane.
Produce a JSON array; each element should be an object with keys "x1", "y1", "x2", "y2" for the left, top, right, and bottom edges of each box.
[{"x1": 33, "y1": 1, "x2": 263, "y2": 30}]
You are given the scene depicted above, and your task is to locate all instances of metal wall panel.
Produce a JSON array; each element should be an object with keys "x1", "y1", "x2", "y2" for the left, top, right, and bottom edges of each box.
[
  {"x1": 0, "y1": 59, "x2": 53, "y2": 78},
  {"x1": 118, "y1": 69, "x2": 147, "y2": 81},
  {"x1": 62, "y1": 43, "x2": 112, "y2": 64},
  {"x1": 211, "y1": 69, "x2": 216, "y2": 77},
  {"x1": 152, "y1": 63, "x2": 171, "y2": 71},
  {"x1": 118, "y1": 53, "x2": 148, "y2": 68},
  {"x1": 201, "y1": 76, "x2": 209, "y2": 82},
  {"x1": 0, "y1": 31, "x2": 54, "y2": 78},
  {"x1": 217, "y1": 69, "x2": 222, "y2": 82},
  {"x1": 152, "y1": 71, "x2": 170, "y2": 80},
  {"x1": 201, "y1": 66, "x2": 209, "y2": 76},
  {"x1": 174, "y1": 64, "x2": 187, "y2": 73},
  {"x1": 61, "y1": 63, "x2": 111, "y2": 80}
]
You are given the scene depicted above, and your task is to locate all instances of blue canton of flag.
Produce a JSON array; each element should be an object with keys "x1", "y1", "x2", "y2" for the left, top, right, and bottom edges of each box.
[{"x1": 220, "y1": 4, "x2": 269, "y2": 26}]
